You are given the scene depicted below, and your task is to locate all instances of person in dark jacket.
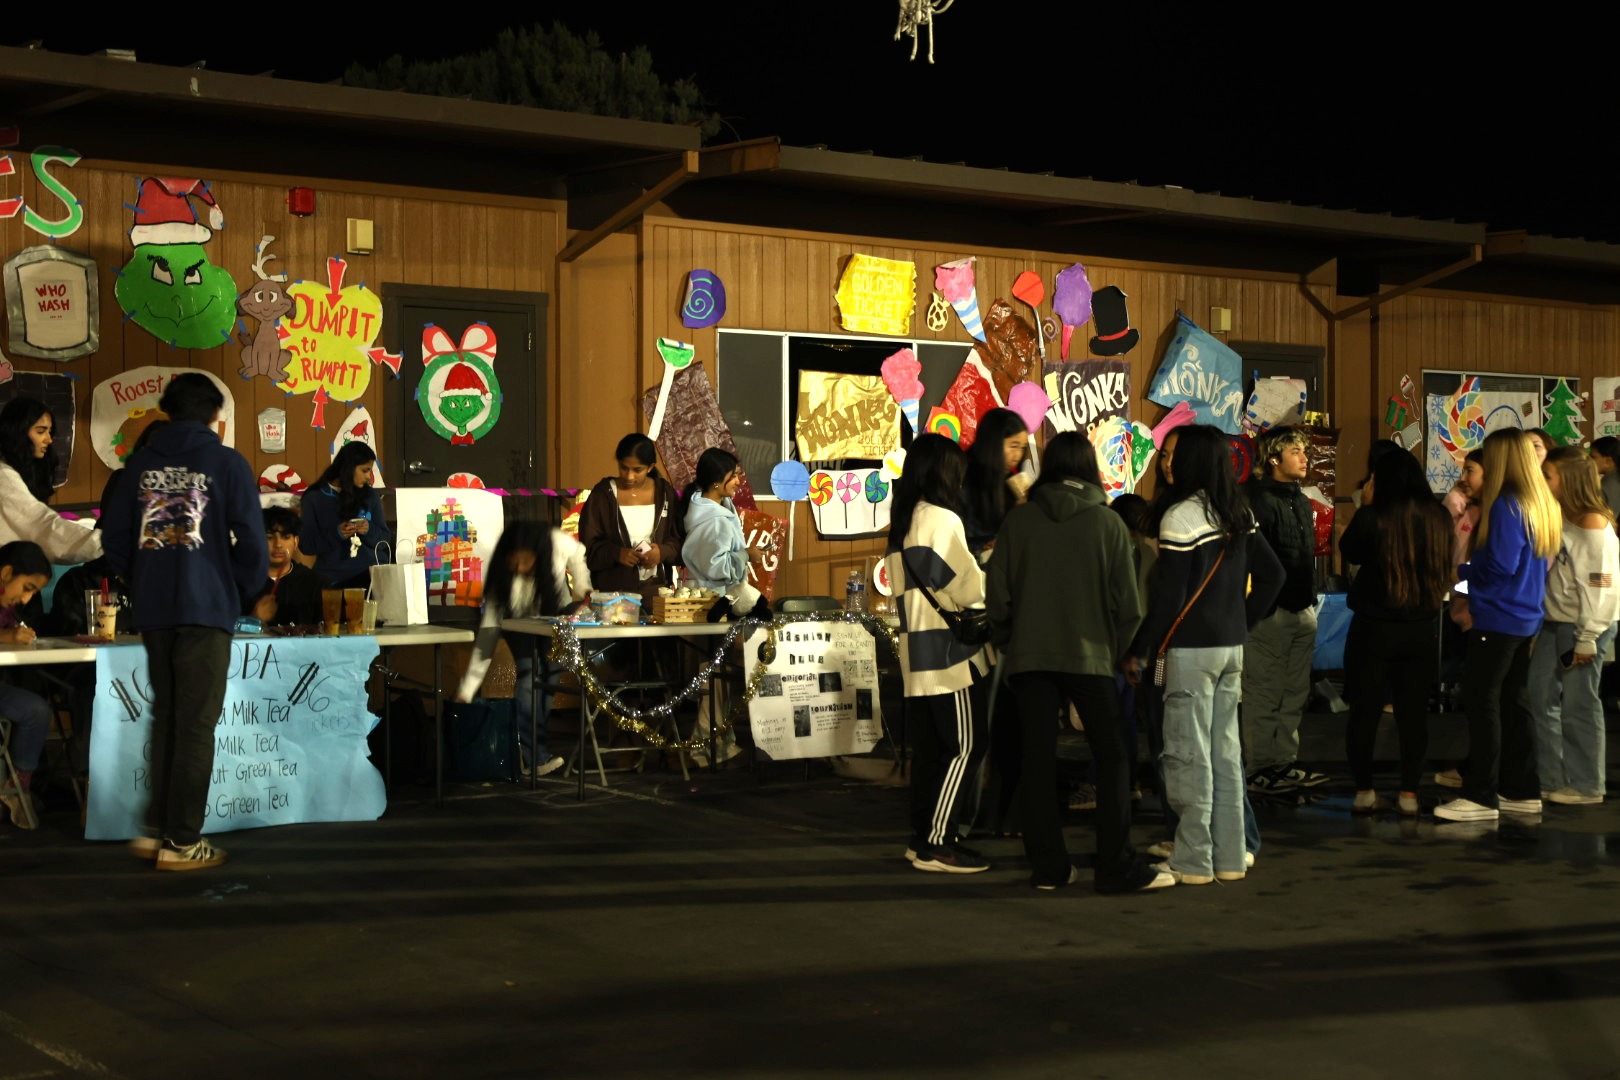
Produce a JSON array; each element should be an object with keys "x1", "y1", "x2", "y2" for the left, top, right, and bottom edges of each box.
[
  {"x1": 1242, "y1": 426, "x2": 1328, "y2": 794},
  {"x1": 1128, "y1": 425, "x2": 1284, "y2": 886},
  {"x1": 578, "y1": 433, "x2": 682, "y2": 601},
  {"x1": 986, "y1": 433, "x2": 1172, "y2": 893},
  {"x1": 1339, "y1": 450, "x2": 1453, "y2": 815},
  {"x1": 101, "y1": 373, "x2": 267, "y2": 871},
  {"x1": 244, "y1": 506, "x2": 323, "y2": 627},
  {"x1": 300, "y1": 441, "x2": 392, "y2": 588}
]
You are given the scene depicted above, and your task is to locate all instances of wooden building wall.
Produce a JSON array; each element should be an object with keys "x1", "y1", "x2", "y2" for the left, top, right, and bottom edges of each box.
[
  {"x1": 0, "y1": 158, "x2": 562, "y2": 508},
  {"x1": 632, "y1": 215, "x2": 1337, "y2": 600}
]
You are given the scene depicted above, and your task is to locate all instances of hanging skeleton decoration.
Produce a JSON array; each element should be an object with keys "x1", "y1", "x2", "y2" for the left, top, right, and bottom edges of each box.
[{"x1": 895, "y1": 0, "x2": 954, "y2": 62}]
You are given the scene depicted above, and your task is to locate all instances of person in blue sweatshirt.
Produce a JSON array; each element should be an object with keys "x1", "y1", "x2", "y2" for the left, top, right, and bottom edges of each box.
[
  {"x1": 301, "y1": 441, "x2": 393, "y2": 588},
  {"x1": 1435, "y1": 429, "x2": 1562, "y2": 823},
  {"x1": 101, "y1": 374, "x2": 267, "y2": 871}
]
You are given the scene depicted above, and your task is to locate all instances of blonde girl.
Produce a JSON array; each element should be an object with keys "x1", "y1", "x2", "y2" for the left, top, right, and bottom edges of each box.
[
  {"x1": 1529, "y1": 449, "x2": 1618, "y2": 805},
  {"x1": 1436, "y1": 430, "x2": 1562, "y2": 823}
]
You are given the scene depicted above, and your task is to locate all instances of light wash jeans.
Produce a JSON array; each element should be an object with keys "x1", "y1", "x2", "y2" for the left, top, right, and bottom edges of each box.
[
  {"x1": 1528, "y1": 620, "x2": 1616, "y2": 796},
  {"x1": 1162, "y1": 645, "x2": 1247, "y2": 877}
]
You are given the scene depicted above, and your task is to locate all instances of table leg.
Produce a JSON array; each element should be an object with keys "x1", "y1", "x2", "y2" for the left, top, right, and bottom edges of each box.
[
  {"x1": 530, "y1": 633, "x2": 540, "y2": 792},
  {"x1": 577, "y1": 695, "x2": 589, "y2": 802},
  {"x1": 434, "y1": 642, "x2": 443, "y2": 808},
  {"x1": 381, "y1": 645, "x2": 393, "y2": 791}
]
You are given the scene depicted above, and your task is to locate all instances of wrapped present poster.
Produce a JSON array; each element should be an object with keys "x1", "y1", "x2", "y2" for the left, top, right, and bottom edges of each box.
[{"x1": 394, "y1": 487, "x2": 504, "y2": 607}]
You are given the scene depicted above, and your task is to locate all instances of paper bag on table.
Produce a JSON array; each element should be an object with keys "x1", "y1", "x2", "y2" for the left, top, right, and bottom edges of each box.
[{"x1": 369, "y1": 543, "x2": 429, "y2": 626}]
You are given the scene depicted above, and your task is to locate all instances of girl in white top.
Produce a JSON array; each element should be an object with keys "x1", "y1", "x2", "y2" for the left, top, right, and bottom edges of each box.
[
  {"x1": 0, "y1": 397, "x2": 100, "y2": 564},
  {"x1": 1530, "y1": 449, "x2": 1620, "y2": 804},
  {"x1": 456, "y1": 519, "x2": 591, "y2": 778}
]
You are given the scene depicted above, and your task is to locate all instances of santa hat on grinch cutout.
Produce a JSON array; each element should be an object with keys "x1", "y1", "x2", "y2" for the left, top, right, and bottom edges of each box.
[
  {"x1": 128, "y1": 178, "x2": 225, "y2": 246},
  {"x1": 443, "y1": 362, "x2": 489, "y2": 398}
]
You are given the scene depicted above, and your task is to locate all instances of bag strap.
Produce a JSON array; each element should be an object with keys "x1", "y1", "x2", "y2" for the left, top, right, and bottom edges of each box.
[
  {"x1": 899, "y1": 550, "x2": 958, "y2": 620},
  {"x1": 1156, "y1": 540, "x2": 1227, "y2": 659}
]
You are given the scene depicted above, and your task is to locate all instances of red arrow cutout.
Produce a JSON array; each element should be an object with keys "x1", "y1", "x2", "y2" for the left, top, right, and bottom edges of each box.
[
  {"x1": 325, "y1": 257, "x2": 347, "y2": 305},
  {"x1": 366, "y1": 347, "x2": 403, "y2": 376},
  {"x1": 310, "y1": 386, "x2": 330, "y2": 429}
]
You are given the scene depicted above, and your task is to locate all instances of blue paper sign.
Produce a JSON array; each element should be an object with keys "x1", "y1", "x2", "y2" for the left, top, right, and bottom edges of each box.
[
  {"x1": 770, "y1": 460, "x2": 811, "y2": 501},
  {"x1": 1148, "y1": 314, "x2": 1246, "y2": 434},
  {"x1": 86, "y1": 636, "x2": 386, "y2": 840}
]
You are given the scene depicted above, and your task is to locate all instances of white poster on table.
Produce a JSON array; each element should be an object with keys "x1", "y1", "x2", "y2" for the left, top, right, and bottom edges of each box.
[{"x1": 743, "y1": 620, "x2": 882, "y2": 760}]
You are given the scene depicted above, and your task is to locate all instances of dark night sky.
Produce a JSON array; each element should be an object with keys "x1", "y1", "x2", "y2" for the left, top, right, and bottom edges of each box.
[{"x1": 10, "y1": 6, "x2": 1617, "y2": 243}]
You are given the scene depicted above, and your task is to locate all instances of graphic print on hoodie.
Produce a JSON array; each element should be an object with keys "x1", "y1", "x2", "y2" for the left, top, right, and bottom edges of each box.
[{"x1": 138, "y1": 466, "x2": 211, "y2": 551}]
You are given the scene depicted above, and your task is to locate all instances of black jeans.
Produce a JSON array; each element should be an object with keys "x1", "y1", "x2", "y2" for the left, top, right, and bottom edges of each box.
[
  {"x1": 1344, "y1": 613, "x2": 1439, "y2": 792},
  {"x1": 1461, "y1": 628, "x2": 1538, "y2": 808},
  {"x1": 1009, "y1": 671, "x2": 1139, "y2": 890},
  {"x1": 143, "y1": 627, "x2": 232, "y2": 845},
  {"x1": 909, "y1": 676, "x2": 988, "y2": 849}
]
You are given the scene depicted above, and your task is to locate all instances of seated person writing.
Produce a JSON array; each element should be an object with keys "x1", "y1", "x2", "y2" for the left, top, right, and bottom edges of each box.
[
  {"x1": 0, "y1": 541, "x2": 55, "y2": 829},
  {"x1": 245, "y1": 506, "x2": 323, "y2": 627}
]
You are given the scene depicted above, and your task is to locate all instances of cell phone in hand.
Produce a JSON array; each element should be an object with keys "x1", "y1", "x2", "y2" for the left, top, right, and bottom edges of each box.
[{"x1": 347, "y1": 518, "x2": 368, "y2": 527}]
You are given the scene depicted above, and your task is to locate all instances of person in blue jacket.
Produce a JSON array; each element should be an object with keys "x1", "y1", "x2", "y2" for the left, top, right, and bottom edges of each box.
[
  {"x1": 101, "y1": 374, "x2": 267, "y2": 871},
  {"x1": 1436, "y1": 429, "x2": 1563, "y2": 823},
  {"x1": 301, "y1": 441, "x2": 393, "y2": 588}
]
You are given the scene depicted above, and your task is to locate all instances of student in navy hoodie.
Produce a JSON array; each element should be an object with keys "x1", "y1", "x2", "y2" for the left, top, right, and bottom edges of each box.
[
  {"x1": 301, "y1": 441, "x2": 392, "y2": 588},
  {"x1": 102, "y1": 374, "x2": 267, "y2": 871}
]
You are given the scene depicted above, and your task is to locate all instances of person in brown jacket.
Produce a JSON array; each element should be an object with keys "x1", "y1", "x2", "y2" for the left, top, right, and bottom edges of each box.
[{"x1": 578, "y1": 434, "x2": 683, "y2": 601}]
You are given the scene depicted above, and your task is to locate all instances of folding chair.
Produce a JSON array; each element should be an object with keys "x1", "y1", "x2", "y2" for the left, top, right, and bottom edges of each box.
[{"x1": 0, "y1": 716, "x2": 40, "y2": 830}]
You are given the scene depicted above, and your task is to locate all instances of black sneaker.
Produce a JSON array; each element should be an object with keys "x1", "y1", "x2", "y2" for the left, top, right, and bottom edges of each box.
[
  {"x1": 1247, "y1": 766, "x2": 1299, "y2": 794},
  {"x1": 912, "y1": 843, "x2": 990, "y2": 874},
  {"x1": 1281, "y1": 765, "x2": 1331, "y2": 788}
]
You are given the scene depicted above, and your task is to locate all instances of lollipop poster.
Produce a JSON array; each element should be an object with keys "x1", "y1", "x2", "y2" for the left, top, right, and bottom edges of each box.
[{"x1": 806, "y1": 467, "x2": 893, "y2": 539}]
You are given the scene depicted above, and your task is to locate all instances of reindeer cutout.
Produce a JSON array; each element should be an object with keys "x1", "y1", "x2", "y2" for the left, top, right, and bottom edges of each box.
[{"x1": 236, "y1": 235, "x2": 294, "y2": 383}]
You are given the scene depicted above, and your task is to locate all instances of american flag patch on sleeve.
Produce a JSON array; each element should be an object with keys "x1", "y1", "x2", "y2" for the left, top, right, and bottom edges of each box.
[{"x1": 1587, "y1": 572, "x2": 1613, "y2": 588}]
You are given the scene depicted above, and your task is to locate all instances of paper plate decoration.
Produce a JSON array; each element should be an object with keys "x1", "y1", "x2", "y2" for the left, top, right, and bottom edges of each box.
[
  {"x1": 835, "y1": 253, "x2": 916, "y2": 336},
  {"x1": 926, "y1": 411, "x2": 962, "y2": 442},
  {"x1": 1011, "y1": 271, "x2": 1047, "y2": 359},
  {"x1": 637, "y1": 362, "x2": 756, "y2": 511},
  {"x1": 795, "y1": 372, "x2": 902, "y2": 460},
  {"x1": 278, "y1": 257, "x2": 390, "y2": 411},
  {"x1": 974, "y1": 300, "x2": 1038, "y2": 404},
  {"x1": 90, "y1": 366, "x2": 235, "y2": 471},
  {"x1": 770, "y1": 460, "x2": 811, "y2": 501},
  {"x1": 880, "y1": 447, "x2": 907, "y2": 480},
  {"x1": 114, "y1": 177, "x2": 238, "y2": 350},
  {"x1": 934, "y1": 258, "x2": 984, "y2": 341},
  {"x1": 1088, "y1": 285, "x2": 1139, "y2": 357},
  {"x1": 331, "y1": 406, "x2": 384, "y2": 487},
  {"x1": 259, "y1": 465, "x2": 306, "y2": 494},
  {"x1": 1006, "y1": 381, "x2": 1052, "y2": 433},
  {"x1": 0, "y1": 371, "x2": 75, "y2": 488},
  {"x1": 880, "y1": 348, "x2": 926, "y2": 435},
  {"x1": 680, "y1": 269, "x2": 727, "y2": 329},
  {"x1": 873, "y1": 558, "x2": 893, "y2": 597},
  {"x1": 1149, "y1": 314, "x2": 1244, "y2": 434},
  {"x1": 647, "y1": 337, "x2": 695, "y2": 440},
  {"x1": 1242, "y1": 377, "x2": 1308, "y2": 438},
  {"x1": 418, "y1": 324, "x2": 501, "y2": 446},
  {"x1": 4, "y1": 246, "x2": 99, "y2": 361},
  {"x1": 808, "y1": 467, "x2": 894, "y2": 537},
  {"x1": 1544, "y1": 378, "x2": 1585, "y2": 445},
  {"x1": 1052, "y1": 263, "x2": 1094, "y2": 359},
  {"x1": 236, "y1": 236, "x2": 294, "y2": 383},
  {"x1": 448, "y1": 473, "x2": 485, "y2": 488}
]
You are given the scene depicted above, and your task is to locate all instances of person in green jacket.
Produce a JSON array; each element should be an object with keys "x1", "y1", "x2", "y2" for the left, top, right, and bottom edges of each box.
[{"x1": 986, "y1": 432, "x2": 1173, "y2": 894}]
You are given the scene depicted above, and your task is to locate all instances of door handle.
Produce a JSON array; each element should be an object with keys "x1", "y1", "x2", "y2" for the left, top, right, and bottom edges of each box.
[{"x1": 406, "y1": 461, "x2": 436, "y2": 475}]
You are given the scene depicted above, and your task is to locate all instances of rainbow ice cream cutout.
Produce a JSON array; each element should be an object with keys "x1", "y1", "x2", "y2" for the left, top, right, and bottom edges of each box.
[
  {"x1": 881, "y1": 347, "x2": 926, "y2": 434},
  {"x1": 934, "y1": 257, "x2": 985, "y2": 342}
]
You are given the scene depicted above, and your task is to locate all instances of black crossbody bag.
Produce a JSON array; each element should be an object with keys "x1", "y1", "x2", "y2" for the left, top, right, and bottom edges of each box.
[{"x1": 901, "y1": 552, "x2": 992, "y2": 646}]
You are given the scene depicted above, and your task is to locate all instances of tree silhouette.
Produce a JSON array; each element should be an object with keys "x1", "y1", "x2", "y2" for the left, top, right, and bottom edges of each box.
[
  {"x1": 345, "y1": 23, "x2": 721, "y2": 138},
  {"x1": 1544, "y1": 377, "x2": 1585, "y2": 446}
]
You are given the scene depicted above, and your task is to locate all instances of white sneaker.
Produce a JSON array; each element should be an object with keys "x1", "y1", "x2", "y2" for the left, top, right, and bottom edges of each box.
[
  {"x1": 1545, "y1": 787, "x2": 1603, "y2": 806},
  {"x1": 1145, "y1": 840, "x2": 1175, "y2": 859},
  {"x1": 524, "y1": 755, "x2": 565, "y2": 779},
  {"x1": 1139, "y1": 870, "x2": 1177, "y2": 891},
  {"x1": 1499, "y1": 796, "x2": 1543, "y2": 815},
  {"x1": 1434, "y1": 769, "x2": 1463, "y2": 790},
  {"x1": 1153, "y1": 862, "x2": 1213, "y2": 885},
  {"x1": 1434, "y1": 797, "x2": 1498, "y2": 822},
  {"x1": 1244, "y1": 851, "x2": 1256, "y2": 869}
]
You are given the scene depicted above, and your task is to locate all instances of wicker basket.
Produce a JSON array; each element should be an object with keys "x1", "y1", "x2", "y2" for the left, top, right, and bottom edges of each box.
[{"x1": 651, "y1": 594, "x2": 720, "y2": 624}]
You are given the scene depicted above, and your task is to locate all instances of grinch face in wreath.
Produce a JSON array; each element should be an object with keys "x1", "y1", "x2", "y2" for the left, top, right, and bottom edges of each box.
[
  {"x1": 113, "y1": 178, "x2": 239, "y2": 350},
  {"x1": 419, "y1": 323, "x2": 502, "y2": 445}
]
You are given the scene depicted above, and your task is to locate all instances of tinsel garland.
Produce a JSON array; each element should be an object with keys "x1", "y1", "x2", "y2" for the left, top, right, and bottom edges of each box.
[{"x1": 544, "y1": 611, "x2": 900, "y2": 751}]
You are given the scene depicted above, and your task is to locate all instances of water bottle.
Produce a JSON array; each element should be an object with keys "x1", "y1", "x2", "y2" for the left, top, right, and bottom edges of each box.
[{"x1": 845, "y1": 568, "x2": 866, "y2": 614}]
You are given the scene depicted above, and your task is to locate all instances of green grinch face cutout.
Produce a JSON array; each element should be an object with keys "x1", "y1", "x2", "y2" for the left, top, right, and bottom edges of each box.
[
  {"x1": 113, "y1": 178, "x2": 238, "y2": 349},
  {"x1": 418, "y1": 323, "x2": 501, "y2": 445}
]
